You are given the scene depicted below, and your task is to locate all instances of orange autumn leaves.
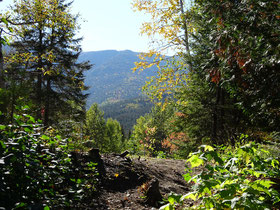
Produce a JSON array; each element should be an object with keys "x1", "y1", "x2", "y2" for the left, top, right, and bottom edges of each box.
[
  {"x1": 139, "y1": 112, "x2": 189, "y2": 155},
  {"x1": 211, "y1": 42, "x2": 251, "y2": 84}
]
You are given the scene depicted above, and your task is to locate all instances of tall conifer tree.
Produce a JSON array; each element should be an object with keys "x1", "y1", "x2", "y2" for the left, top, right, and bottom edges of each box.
[{"x1": 10, "y1": 0, "x2": 91, "y2": 126}]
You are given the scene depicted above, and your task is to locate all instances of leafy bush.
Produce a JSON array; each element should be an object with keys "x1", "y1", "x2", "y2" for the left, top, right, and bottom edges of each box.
[
  {"x1": 161, "y1": 142, "x2": 280, "y2": 209},
  {"x1": 0, "y1": 109, "x2": 98, "y2": 209}
]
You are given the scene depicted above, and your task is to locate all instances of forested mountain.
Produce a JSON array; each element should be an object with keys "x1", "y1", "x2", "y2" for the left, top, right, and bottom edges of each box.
[
  {"x1": 101, "y1": 97, "x2": 153, "y2": 134},
  {"x1": 79, "y1": 50, "x2": 156, "y2": 131},
  {"x1": 79, "y1": 50, "x2": 157, "y2": 107}
]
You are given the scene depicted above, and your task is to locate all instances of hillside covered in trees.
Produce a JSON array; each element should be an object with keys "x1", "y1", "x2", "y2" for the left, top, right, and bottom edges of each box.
[
  {"x1": 78, "y1": 50, "x2": 156, "y2": 133},
  {"x1": 0, "y1": 0, "x2": 280, "y2": 209},
  {"x1": 79, "y1": 50, "x2": 157, "y2": 106}
]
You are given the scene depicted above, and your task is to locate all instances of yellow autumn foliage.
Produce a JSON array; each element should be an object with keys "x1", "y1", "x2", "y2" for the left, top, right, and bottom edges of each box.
[{"x1": 132, "y1": 0, "x2": 194, "y2": 103}]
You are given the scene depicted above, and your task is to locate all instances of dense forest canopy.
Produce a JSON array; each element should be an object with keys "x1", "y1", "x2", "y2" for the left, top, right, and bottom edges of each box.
[
  {"x1": 0, "y1": 0, "x2": 279, "y2": 209},
  {"x1": 131, "y1": 0, "x2": 280, "y2": 208},
  {"x1": 132, "y1": 0, "x2": 280, "y2": 147}
]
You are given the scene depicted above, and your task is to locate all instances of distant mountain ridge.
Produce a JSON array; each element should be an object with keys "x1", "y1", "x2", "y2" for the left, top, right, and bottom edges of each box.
[{"x1": 79, "y1": 50, "x2": 157, "y2": 107}]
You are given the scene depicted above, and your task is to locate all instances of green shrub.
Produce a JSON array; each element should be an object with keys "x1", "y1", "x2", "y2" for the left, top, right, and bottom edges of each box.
[
  {"x1": 161, "y1": 142, "x2": 280, "y2": 209},
  {"x1": 0, "y1": 109, "x2": 98, "y2": 209}
]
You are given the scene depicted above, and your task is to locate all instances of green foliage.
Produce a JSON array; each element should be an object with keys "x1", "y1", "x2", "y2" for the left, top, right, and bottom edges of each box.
[
  {"x1": 135, "y1": 0, "x2": 280, "y2": 145},
  {"x1": 5, "y1": 0, "x2": 91, "y2": 126},
  {"x1": 85, "y1": 103, "x2": 125, "y2": 153},
  {"x1": 161, "y1": 142, "x2": 280, "y2": 209},
  {"x1": 129, "y1": 101, "x2": 199, "y2": 158},
  {"x1": 174, "y1": 73, "x2": 214, "y2": 143},
  {"x1": 104, "y1": 118, "x2": 124, "y2": 153},
  {"x1": 85, "y1": 103, "x2": 106, "y2": 150},
  {"x1": 0, "y1": 15, "x2": 11, "y2": 46},
  {"x1": 191, "y1": 0, "x2": 280, "y2": 132},
  {"x1": 0, "y1": 108, "x2": 98, "y2": 209},
  {"x1": 0, "y1": 62, "x2": 35, "y2": 123},
  {"x1": 130, "y1": 104, "x2": 183, "y2": 157}
]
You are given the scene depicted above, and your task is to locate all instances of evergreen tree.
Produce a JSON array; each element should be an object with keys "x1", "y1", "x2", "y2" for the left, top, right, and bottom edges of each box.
[
  {"x1": 85, "y1": 103, "x2": 106, "y2": 150},
  {"x1": 187, "y1": 0, "x2": 280, "y2": 139},
  {"x1": 0, "y1": 10, "x2": 11, "y2": 123},
  {"x1": 9, "y1": 0, "x2": 91, "y2": 126},
  {"x1": 104, "y1": 118, "x2": 124, "y2": 153}
]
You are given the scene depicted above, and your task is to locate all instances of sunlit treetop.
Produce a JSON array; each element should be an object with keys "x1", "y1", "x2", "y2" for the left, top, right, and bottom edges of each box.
[
  {"x1": 132, "y1": 0, "x2": 194, "y2": 103},
  {"x1": 5, "y1": 0, "x2": 80, "y2": 75},
  {"x1": 132, "y1": 0, "x2": 194, "y2": 55}
]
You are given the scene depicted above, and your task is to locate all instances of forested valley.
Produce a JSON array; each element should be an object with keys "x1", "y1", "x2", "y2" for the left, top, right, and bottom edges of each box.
[{"x1": 0, "y1": 0, "x2": 279, "y2": 209}]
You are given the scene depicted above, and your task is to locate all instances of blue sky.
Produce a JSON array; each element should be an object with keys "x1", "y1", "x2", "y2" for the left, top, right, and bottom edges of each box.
[{"x1": 1, "y1": 0, "x2": 150, "y2": 53}]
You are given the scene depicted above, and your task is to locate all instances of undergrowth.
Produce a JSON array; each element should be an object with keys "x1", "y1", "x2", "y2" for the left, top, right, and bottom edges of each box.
[
  {"x1": 0, "y1": 108, "x2": 98, "y2": 209},
  {"x1": 161, "y1": 141, "x2": 280, "y2": 210}
]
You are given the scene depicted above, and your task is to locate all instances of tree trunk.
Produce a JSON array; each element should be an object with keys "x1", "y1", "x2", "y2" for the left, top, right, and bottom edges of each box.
[
  {"x1": 36, "y1": 68, "x2": 42, "y2": 119},
  {"x1": 36, "y1": 27, "x2": 43, "y2": 120},
  {"x1": 220, "y1": 88, "x2": 225, "y2": 140},
  {"x1": 179, "y1": 0, "x2": 193, "y2": 71},
  {"x1": 44, "y1": 77, "x2": 51, "y2": 127},
  {"x1": 0, "y1": 35, "x2": 6, "y2": 123},
  {"x1": 10, "y1": 90, "x2": 15, "y2": 123},
  {"x1": 212, "y1": 86, "x2": 221, "y2": 144},
  {"x1": 0, "y1": 41, "x2": 4, "y2": 89}
]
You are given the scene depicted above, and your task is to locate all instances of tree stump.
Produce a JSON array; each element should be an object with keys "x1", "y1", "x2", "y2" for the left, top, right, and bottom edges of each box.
[
  {"x1": 144, "y1": 178, "x2": 163, "y2": 207},
  {"x1": 88, "y1": 148, "x2": 106, "y2": 176}
]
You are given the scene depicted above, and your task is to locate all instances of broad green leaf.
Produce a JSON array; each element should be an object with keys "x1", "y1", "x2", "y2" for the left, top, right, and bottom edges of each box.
[
  {"x1": 24, "y1": 127, "x2": 31, "y2": 133},
  {"x1": 14, "y1": 203, "x2": 27, "y2": 209},
  {"x1": 245, "y1": 153, "x2": 251, "y2": 164},
  {"x1": 222, "y1": 179, "x2": 237, "y2": 187},
  {"x1": 0, "y1": 140, "x2": 5, "y2": 149},
  {"x1": 183, "y1": 173, "x2": 192, "y2": 182},
  {"x1": 41, "y1": 135, "x2": 50, "y2": 140},
  {"x1": 167, "y1": 193, "x2": 182, "y2": 205},
  {"x1": 205, "y1": 197, "x2": 214, "y2": 209},
  {"x1": 28, "y1": 116, "x2": 36, "y2": 123},
  {"x1": 201, "y1": 145, "x2": 214, "y2": 151},
  {"x1": 271, "y1": 159, "x2": 279, "y2": 168},
  {"x1": 181, "y1": 192, "x2": 197, "y2": 201},
  {"x1": 250, "y1": 181, "x2": 272, "y2": 196},
  {"x1": 1, "y1": 17, "x2": 8, "y2": 25},
  {"x1": 260, "y1": 149, "x2": 270, "y2": 154},
  {"x1": 159, "y1": 203, "x2": 174, "y2": 210},
  {"x1": 208, "y1": 151, "x2": 223, "y2": 165},
  {"x1": 187, "y1": 154, "x2": 204, "y2": 168},
  {"x1": 0, "y1": 125, "x2": 6, "y2": 130},
  {"x1": 202, "y1": 187, "x2": 211, "y2": 196},
  {"x1": 259, "y1": 196, "x2": 265, "y2": 201},
  {"x1": 258, "y1": 180, "x2": 275, "y2": 189},
  {"x1": 252, "y1": 170, "x2": 263, "y2": 178},
  {"x1": 220, "y1": 188, "x2": 236, "y2": 199},
  {"x1": 22, "y1": 105, "x2": 30, "y2": 110}
]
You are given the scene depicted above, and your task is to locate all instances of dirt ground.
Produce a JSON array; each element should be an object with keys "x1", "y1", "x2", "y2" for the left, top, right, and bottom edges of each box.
[{"x1": 91, "y1": 154, "x2": 193, "y2": 210}]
